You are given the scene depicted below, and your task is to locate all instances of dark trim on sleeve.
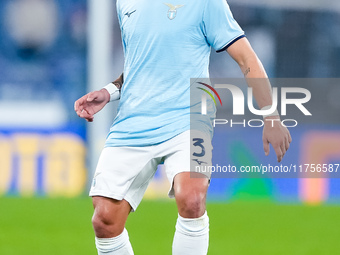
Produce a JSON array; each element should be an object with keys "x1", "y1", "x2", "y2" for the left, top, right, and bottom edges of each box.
[{"x1": 216, "y1": 34, "x2": 246, "y2": 53}]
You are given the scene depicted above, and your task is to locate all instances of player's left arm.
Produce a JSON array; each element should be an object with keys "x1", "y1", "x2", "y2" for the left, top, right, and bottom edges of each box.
[{"x1": 226, "y1": 37, "x2": 292, "y2": 162}]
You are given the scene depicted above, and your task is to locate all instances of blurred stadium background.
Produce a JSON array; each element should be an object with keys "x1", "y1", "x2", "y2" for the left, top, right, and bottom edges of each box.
[{"x1": 0, "y1": 0, "x2": 340, "y2": 254}]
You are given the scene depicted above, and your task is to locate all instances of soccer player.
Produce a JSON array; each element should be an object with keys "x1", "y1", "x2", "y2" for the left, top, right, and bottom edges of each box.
[{"x1": 75, "y1": 0, "x2": 291, "y2": 254}]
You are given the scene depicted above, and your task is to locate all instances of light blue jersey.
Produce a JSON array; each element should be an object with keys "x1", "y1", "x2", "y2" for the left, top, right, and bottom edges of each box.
[{"x1": 105, "y1": 0, "x2": 244, "y2": 147}]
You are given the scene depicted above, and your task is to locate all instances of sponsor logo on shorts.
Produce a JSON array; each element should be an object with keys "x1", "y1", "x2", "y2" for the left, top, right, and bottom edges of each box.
[{"x1": 192, "y1": 158, "x2": 207, "y2": 165}]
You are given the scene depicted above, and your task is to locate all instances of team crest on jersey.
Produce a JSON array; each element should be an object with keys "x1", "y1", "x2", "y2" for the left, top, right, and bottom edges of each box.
[{"x1": 164, "y1": 3, "x2": 184, "y2": 20}]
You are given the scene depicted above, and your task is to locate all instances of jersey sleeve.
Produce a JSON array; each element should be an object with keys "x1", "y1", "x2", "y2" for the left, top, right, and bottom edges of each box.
[{"x1": 202, "y1": 0, "x2": 245, "y2": 52}]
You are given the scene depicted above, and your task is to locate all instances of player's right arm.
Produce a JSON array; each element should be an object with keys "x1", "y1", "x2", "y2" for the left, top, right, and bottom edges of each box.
[{"x1": 74, "y1": 73, "x2": 123, "y2": 122}]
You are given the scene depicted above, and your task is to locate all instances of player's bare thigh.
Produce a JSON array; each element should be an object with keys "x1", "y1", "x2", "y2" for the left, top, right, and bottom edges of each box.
[{"x1": 92, "y1": 196, "x2": 132, "y2": 238}]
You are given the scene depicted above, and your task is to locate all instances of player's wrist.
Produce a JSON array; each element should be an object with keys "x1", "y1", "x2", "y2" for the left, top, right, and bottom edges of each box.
[
  {"x1": 261, "y1": 105, "x2": 280, "y2": 120},
  {"x1": 103, "y1": 82, "x2": 121, "y2": 102},
  {"x1": 99, "y1": 88, "x2": 111, "y2": 103}
]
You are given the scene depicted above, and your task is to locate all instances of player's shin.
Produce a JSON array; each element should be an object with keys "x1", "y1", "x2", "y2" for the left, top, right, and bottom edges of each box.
[{"x1": 172, "y1": 211, "x2": 209, "y2": 255}]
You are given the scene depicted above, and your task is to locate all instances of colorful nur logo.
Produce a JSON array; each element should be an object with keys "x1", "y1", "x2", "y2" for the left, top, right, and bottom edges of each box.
[
  {"x1": 197, "y1": 82, "x2": 222, "y2": 106},
  {"x1": 197, "y1": 82, "x2": 222, "y2": 115}
]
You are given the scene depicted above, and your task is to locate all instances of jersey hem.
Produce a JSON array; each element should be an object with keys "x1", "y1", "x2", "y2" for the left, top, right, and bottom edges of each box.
[
  {"x1": 89, "y1": 191, "x2": 125, "y2": 201},
  {"x1": 104, "y1": 125, "x2": 191, "y2": 147}
]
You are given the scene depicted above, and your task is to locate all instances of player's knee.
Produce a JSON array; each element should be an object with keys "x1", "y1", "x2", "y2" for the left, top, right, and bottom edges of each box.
[
  {"x1": 92, "y1": 212, "x2": 110, "y2": 234},
  {"x1": 176, "y1": 190, "x2": 206, "y2": 218},
  {"x1": 92, "y1": 210, "x2": 124, "y2": 238},
  {"x1": 91, "y1": 197, "x2": 130, "y2": 238}
]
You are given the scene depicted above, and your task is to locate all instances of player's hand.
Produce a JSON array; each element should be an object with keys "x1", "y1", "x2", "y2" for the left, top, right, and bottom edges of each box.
[
  {"x1": 262, "y1": 117, "x2": 292, "y2": 162},
  {"x1": 74, "y1": 89, "x2": 110, "y2": 122}
]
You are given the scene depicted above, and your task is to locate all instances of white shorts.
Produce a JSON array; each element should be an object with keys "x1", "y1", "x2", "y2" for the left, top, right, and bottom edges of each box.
[{"x1": 89, "y1": 130, "x2": 212, "y2": 211}]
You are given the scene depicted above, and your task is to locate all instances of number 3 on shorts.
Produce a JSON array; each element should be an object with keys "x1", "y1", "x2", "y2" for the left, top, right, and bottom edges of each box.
[{"x1": 192, "y1": 138, "x2": 205, "y2": 157}]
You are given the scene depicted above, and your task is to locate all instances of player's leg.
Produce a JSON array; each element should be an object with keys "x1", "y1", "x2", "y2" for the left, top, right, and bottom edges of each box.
[
  {"x1": 92, "y1": 196, "x2": 133, "y2": 254},
  {"x1": 89, "y1": 146, "x2": 161, "y2": 255},
  {"x1": 173, "y1": 172, "x2": 208, "y2": 218},
  {"x1": 172, "y1": 172, "x2": 210, "y2": 255},
  {"x1": 160, "y1": 130, "x2": 212, "y2": 255}
]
